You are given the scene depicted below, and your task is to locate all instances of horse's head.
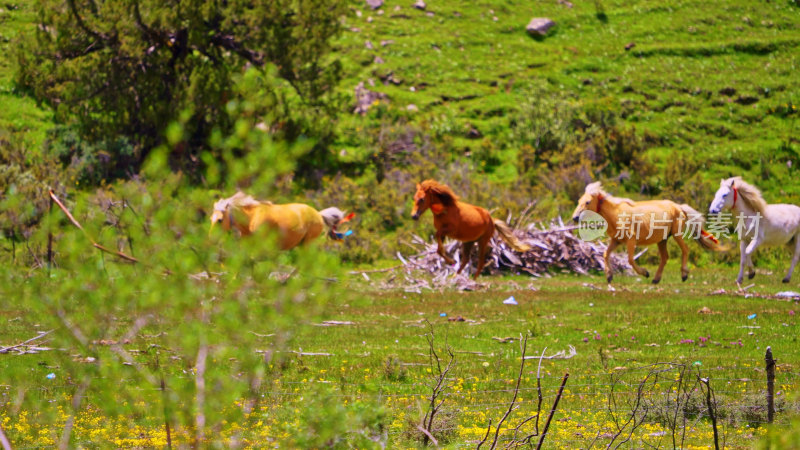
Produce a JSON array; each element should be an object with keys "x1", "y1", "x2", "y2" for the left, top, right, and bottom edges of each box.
[
  {"x1": 709, "y1": 178, "x2": 736, "y2": 214},
  {"x1": 209, "y1": 197, "x2": 232, "y2": 235},
  {"x1": 411, "y1": 183, "x2": 429, "y2": 220},
  {"x1": 412, "y1": 180, "x2": 459, "y2": 220},
  {"x1": 572, "y1": 182, "x2": 604, "y2": 222}
]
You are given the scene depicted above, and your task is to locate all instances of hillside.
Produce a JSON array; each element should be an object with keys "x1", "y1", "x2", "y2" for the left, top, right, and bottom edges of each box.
[{"x1": 333, "y1": 0, "x2": 799, "y2": 194}]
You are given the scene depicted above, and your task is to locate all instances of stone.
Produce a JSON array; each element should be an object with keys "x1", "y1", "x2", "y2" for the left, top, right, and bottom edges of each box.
[
  {"x1": 406, "y1": 104, "x2": 419, "y2": 112},
  {"x1": 526, "y1": 18, "x2": 555, "y2": 36},
  {"x1": 624, "y1": 42, "x2": 635, "y2": 51},
  {"x1": 353, "y1": 82, "x2": 388, "y2": 115},
  {"x1": 365, "y1": 40, "x2": 374, "y2": 49},
  {"x1": 413, "y1": 0, "x2": 426, "y2": 10},
  {"x1": 734, "y1": 95, "x2": 759, "y2": 105},
  {"x1": 719, "y1": 87, "x2": 737, "y2": 96},
  {"x1": 366, "y1": 0, "x2": 383, "y2": 10}
]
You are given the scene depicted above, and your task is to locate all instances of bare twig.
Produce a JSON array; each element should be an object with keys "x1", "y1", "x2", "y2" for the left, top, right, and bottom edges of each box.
[
  {"x1": 0, "y1": 330, "x2": 53, "y2": 354},
  {"x1": 153, "y1": 352, "x2": 173, "y2": 449},
  {"x1": 535, "y1": 373, "x2": 569, "y2": 450},
  {"x1": 420, "y1": 321, "x2": 455, "y2": 446},
  {"x1": 194, "y1": 343, "x2": 208, "y2": 448},
  {"x1": 348, "y1": 265, "x2": 403, "y2": 275},
  {"x1": 49, "y1": 190, "x2": 139, "y2": 263},
  {"x1": 0, "y1": 421, "x2": 13, "y2": 450},
  {"x1": 58, "y1": 379, "x2": 89, "y2": 450},
  {"x1": 490, "y1": 335, "x2": 528, "y2": 449},
  {"x1": 416, "y1": 425, "x2": 439, "y2": 446},
  {"x1": 699, "y1": 375, "x2": 720, "y2": 450},
  {"x1": 476, "y1": 419, "x2": 492, "y2": 449}
]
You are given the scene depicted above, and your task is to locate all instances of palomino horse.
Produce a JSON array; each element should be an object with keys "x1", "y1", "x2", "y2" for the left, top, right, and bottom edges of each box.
[
  {"x1": 411, "y1": 180, "x2": 531, "y2": 279},
  {"x1": 709, "y1": 177, "x2": 800, "y2": 284},
  {"x1": 572, "y1": 182, "x2": 726, "y2": 284},
  {"x1": 209, "y1": 192, "x2": 354, "y2": 250}
]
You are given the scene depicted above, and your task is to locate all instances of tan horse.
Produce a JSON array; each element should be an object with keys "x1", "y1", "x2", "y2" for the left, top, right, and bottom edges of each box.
[
  {"x1": 571, "y1": 182, "x2": 726, "y2": 284},
  {"x1": 411, "y1": 180, "x2": 531, "y2": 279},
  {"x1": 209, "y1": 192, "x2": 353, "y2": 250}
]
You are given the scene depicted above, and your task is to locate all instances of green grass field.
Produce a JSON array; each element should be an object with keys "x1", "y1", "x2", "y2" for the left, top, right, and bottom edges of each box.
[
  {"x1": 2, "y1": 0, "x2": 800, "y2": 447},
  {"x1": 3, "y1": 258, "x2": 800, "y2": 447}
]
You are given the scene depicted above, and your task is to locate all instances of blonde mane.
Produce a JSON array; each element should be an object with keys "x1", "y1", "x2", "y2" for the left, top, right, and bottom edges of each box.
[
  {"x1": 726, "y1": 177, "x2": 768, "y2": 214},
  {"x1": 420, "y1": 179, "x2": 459, "y2": 206},
  {"x1": 213, "y1": 191, "x2": 272, "y2": 212},
  {"x1": 584, "y1": 182, "x2": 635, "y2": 206}
]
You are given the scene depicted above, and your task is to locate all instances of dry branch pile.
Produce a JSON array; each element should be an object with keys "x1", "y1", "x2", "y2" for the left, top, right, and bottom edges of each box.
[{"x1": 389, "y1": 220, "x2": 632, "y2": 291}]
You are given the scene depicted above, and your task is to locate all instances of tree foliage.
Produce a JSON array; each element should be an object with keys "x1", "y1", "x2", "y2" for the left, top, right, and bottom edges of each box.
[{"x1": 16, "y1": 0, "x2": 346, "y2": 181}]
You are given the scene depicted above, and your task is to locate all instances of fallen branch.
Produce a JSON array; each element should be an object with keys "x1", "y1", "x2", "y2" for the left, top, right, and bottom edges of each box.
[
  {"x1": 523, "y1": 345, "x2": 576, "y2": 361},
  {"x1": 0, "y1": 330, "x2": 53, "y2": 354},
  {"x1": 348, "y1": 265, "x2": 403, "y2": 275}
]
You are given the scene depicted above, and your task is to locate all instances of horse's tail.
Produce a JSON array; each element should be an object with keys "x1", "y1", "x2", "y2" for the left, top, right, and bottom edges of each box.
[
  {"x1": 319, "y1": 207, "x2": 355, "y2": 241},
  {"x1": 493, "y1": 219, "x2": 531, "y2": 253},
  {"x1": 678, "y1": 204, "x2": 730, "y2": 252}
]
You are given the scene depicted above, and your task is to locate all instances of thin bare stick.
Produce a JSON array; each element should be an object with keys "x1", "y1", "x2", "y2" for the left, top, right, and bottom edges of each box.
[
  {"x1": 47, "y1": 193, "x2": 53, "y2": 271},
  {"x1": 515, "y1": 347, "x2": 547, "y2": 446},
  {"x1": 348, "y1": 264, "x2": 403, "y2": 275},
  {"x1": 490, "y1": 335, "x2": 528, "y2": 449},
  {"x1": 416, "y1": 425, "x2": 439, "y2": 446},
  {"x1": 49, "y1": 190, "x2": 139, "y2": 263},
  {"x1": 0, "y1": 330, "x2": 53, "y2": 354},
  {"x1": 476, "y1": 419, "x2": 493, "y2": 449},
  {"x1": 0, "y1": 422, "x2": 13, "y2": 450},
  {"x1": 154, "y1": 352, "x2": 173, "y2": 449},
  {"x1": 58, "y1": 379, "x2": 89, "y2": 450},
  {"x1": 535, "y1": 373, "x2": 569, "y2": 450},
  {"x1": 194, "y1": 343, "x2": 208, "y2": 448},
  {"x1": 699, "y1": 376, "x2": 719, "y2": 450}
]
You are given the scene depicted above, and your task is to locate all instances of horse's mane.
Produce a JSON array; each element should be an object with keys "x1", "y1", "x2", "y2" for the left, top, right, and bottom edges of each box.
[
  {"x1": 584, "y1": 182, "x2": 635, "y2": 206},
  {"x1": 213, "y1": 191, "x2": 272, "y2": 212},
  {"x1": 420, "y1": 179, "x2": 459, "y2": 206},
  {"x1": 726, "y1": 177, "x2": 767, "y2": 213}
]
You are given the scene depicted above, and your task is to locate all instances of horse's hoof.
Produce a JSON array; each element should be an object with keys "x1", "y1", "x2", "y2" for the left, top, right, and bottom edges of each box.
[
  {"x1": 607, "y1": 275, "x2": 613, "y2": 283},
  {"x1": 643, "y1": 270, "x2": 650, "y2": 278},
  {"x1": 783, "y1": 277, "x2": 791, "y2": 284},
  {"x1": 736, "y1": 277, "x2": 743, "y2": 284},
  {"x1": 682, "y1": 274, "x2": 688, "y2": 282},
  {"x1": 652, "y1": 279, "x2": 661, "y2": 285},
  {"x1": 748, "y1": 272, "x2": 756, "y2": 280}
]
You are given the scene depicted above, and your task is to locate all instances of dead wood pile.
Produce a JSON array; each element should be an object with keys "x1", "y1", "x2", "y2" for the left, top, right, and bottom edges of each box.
[{"x1": 390, "y1": 220, "x2": 632, "y2": 290}]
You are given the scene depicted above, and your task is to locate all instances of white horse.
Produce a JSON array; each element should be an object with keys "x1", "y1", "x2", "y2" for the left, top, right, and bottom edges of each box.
[{"x1": 709, "y1": 177, "x2": 800, "y2": 284}]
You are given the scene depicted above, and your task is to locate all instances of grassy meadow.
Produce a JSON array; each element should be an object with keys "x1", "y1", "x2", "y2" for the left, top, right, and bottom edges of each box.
[{"x1": 2, "y1": 0, "x2": 800, "y2": 447}]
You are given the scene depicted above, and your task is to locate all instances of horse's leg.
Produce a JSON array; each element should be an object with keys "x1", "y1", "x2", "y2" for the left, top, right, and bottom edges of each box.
[
  {"x1": 473, "y1": 234, "x2": 493, "y2": 280},
  {"x1": 652, "y1": 240, "x2": 669, "y2": 284},
  {"x1": 735, "y1": 239, "x2": 748, "y2": 284},
  {"x1": 783, "y1": 235, "x2": 800, "y2": 283},
  {"x1": 627, "y1": 239, "x2": 649, "y2": 278},
  {"x1": 673, "y1": 235, "x2": 690, "y2": 281},
  {"x1": 457, "y1": 241, "x2": 475, "y2": 274},
  {"x1": 604, "y1": 240, "x2": 620, "y2": 283},
  {"x1": 742, "y1": 237, "x2": 762, "y2": 283},
  {"x1": 436, "y1": 230, "x2": 456, "y2": 265}
]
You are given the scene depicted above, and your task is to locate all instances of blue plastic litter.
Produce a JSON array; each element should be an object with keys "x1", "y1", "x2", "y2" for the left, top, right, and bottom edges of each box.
[
  {"x1": 46, "y1": 373, "x2": 55, "y2": 380},
  {"x1": 747, "y1": 313, "x2": 757, "y2": 320},
  {"x1": 503, "y1": 296, "x2": 518, "y2": 305},
  {"x1": 440, "y1": 312, "x2": 447, "y2": 317}
]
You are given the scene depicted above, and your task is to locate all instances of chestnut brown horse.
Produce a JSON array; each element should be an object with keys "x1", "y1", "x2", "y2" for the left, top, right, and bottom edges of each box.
[
  {"x1": 209, "y1": 192, "x2": 353, "y2": 250},
  {"x1": 411, "y1": 180, "x2": 531, "y2": 279}
]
